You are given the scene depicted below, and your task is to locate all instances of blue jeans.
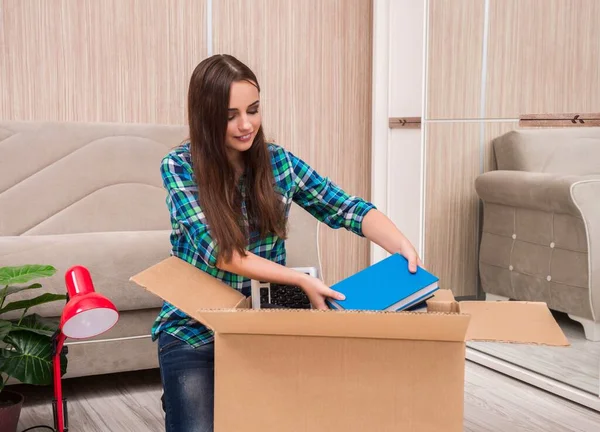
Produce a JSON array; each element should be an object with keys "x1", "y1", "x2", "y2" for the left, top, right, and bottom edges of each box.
[{"x1": 158, "y1": 332, "x2": 215, "y2": 432}]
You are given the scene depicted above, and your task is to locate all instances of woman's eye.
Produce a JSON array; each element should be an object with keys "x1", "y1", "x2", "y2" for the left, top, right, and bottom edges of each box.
[
  {"x1": 248, "y1": 110, "x2": 259, "y2": 115},
  {"x1": 228, "y1": 115, "x2": 236, "y2": 121}
]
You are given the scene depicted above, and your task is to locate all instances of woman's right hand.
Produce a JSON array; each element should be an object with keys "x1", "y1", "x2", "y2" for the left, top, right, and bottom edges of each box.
[
  {"x1": 299, "y1": 274, "x2": 346, "y2": 310},
  {"x1": 216, "y1": 250, "x2": 346, "y2": 310}
]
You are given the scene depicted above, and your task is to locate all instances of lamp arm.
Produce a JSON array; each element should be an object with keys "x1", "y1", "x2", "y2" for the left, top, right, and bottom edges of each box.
[{"x1": 52, "y1": 330, "x2": 68, "y2": 432}]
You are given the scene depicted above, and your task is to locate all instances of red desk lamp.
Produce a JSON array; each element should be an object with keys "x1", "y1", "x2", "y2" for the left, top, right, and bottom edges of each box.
[{"x1": 52, "y1": 266, "x2": 119, "y2": 432}]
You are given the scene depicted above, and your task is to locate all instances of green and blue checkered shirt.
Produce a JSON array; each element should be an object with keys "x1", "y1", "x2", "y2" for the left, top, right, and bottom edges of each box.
[{"x1": 152, "y1": 142, "x2": 376, "y2": 347}]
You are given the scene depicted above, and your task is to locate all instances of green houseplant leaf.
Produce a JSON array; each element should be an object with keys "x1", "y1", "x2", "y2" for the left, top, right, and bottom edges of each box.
[
  {"x1": 1, "y1": 283, "x2": 42, "y2": 298},
  {"x1": 0, "y1": 265, "x2": 56, "y2": 285},
  {"x1": 10, "y1": 314, "x2": 59, "y2": 337},
  {"x1": 0, "y1": 293, "x2": 67, "y2": 315},
  {"x1": 0, "y1": 331, "x2": 68, "y2": 386},
  {"x1": 0, "y1": 320, "x2": 11, "y2": 342}
]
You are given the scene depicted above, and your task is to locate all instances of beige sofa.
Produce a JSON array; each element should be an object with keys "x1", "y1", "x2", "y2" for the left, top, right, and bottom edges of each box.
[
  {"x1": 0, "y1": 120, "x2": 324, "y2": 379},
  {"x1": 0, "y1": 120, "x2": 185, "y2": 378},
  {"x1": 475, "y1": 128, "x2": 600, "y2": 341}
]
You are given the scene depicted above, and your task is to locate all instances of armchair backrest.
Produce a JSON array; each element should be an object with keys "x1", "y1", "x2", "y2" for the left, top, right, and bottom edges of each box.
[{"x1": 492, "y1": 128, "x2": 600, "y2": 175}]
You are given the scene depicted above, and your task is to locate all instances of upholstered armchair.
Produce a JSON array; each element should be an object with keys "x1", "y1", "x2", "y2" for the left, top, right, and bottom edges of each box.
[{"x1": 475, "y1": 128, "x2": 600, "y2": 341}]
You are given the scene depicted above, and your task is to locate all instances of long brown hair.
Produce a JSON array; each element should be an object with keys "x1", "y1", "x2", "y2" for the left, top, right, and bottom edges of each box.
[{"x1": 187, "y1": 54, "x2": 286, "y2": 263}]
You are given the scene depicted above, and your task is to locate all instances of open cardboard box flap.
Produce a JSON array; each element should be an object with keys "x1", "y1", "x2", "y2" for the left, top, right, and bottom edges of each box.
[
  {"x1": 131, "y1": 256, "x2": 569, "y2": 346},
  {"x1": 427, "y1": 289, "x2": 569, "y2": 346},
  {"x1": 130, "y1": 256, "x2": 248, "y2": 317}
]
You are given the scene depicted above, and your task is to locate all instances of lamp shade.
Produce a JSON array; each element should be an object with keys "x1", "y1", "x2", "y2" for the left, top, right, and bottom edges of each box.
[{"x1": 61, "y1": 265, "x2": 119, "y2": 339}]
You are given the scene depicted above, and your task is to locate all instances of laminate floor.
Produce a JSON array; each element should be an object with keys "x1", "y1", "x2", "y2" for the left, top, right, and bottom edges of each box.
[
  {"x1": 12, "y1": 363, "x2": 600, "y2": 432},
  {"x1": 468, "y1": 311, "x2": 600, "y2": 395}
]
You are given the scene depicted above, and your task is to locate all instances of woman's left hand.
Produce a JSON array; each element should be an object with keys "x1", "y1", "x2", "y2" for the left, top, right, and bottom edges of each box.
[
  {"x1": 398, "y1": 239, "x2": 423, "y2": 274},
  {"x1": 361, "y1": 209, "x2": 424, "y2": 273}
]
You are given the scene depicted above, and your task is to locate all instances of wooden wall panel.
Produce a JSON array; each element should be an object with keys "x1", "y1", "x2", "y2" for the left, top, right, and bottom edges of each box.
[
  {"x1": 214, "y1": 0, "x2": 373, "y2": 285},
  {"x1": 0, "y1": 0, "x2": 207, "y2": 124},
  {"x1": 425, "y1": 123, "x2": 480, "y2": 296},
  {"x1": 486, "y1": 0, "x2": 600, "y2": 118},
  {"x1": 427, "y1": 0, "x2": 484, "y2": 119}
]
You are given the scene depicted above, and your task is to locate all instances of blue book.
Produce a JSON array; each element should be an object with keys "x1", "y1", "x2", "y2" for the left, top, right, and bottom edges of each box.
[{"x1": 326, "y1": 253, "x2": 439, "y2": 311}]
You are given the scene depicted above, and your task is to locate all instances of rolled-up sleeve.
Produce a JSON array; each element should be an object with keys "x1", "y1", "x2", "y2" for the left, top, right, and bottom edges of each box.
[
  {"x1": 161, "y1": 154, "x2": 219, "y2": 267},
  {"x1": 288, "y1": 150, "x2": 376, "y2": 237}
]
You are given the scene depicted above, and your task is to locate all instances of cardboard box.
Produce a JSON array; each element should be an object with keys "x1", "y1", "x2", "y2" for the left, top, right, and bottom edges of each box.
[{"x1": 131, "y1": 256, "x2": 569, "y2": 432}]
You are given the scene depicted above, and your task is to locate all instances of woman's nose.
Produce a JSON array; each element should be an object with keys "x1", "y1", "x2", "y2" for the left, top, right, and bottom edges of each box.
[{"x1": 238, "y1": 115, "x2": 252, "y2": 131}]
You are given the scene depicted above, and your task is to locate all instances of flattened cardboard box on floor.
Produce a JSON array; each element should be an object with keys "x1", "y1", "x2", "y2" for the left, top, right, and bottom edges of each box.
[{"x1": 131, "y1": 257, "x2": 569, "y2": 432}]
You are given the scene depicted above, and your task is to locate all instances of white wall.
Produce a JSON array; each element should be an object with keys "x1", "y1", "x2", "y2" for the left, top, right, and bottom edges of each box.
[{"x1": 371, "y1": 0, "x2": 426, "y2": 264}]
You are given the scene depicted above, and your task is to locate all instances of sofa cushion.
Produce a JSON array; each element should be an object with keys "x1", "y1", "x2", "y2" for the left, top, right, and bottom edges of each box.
[{"x1": 0, "y1": 230, "x2": 171, "y2": 319}]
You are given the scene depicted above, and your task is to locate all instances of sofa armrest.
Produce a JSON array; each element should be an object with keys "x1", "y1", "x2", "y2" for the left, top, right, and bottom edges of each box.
[
  {"x1": 0, "y1": 230, "x2": 172, "y2": 319},
  {"x1": 474, "y1": 171, "x2": 600, "y2": 217},
  {"x1": 571, "y1": 180, "x2": 600, "y2": 321}
]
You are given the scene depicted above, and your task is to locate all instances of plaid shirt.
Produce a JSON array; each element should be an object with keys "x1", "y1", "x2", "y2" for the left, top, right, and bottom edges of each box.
[{"x1": 152, "y1": 142, "x2": 376, "y2": 347}]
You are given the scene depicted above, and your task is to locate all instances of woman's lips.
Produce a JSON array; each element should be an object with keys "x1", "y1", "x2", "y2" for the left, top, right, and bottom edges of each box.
[{"x1": 235, "y1": 133, "x2": 253, "y2": 142}]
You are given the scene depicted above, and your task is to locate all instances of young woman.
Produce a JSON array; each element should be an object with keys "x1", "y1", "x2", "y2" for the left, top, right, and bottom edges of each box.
[{"x1": 153, "y1": 54, "x2": 421, "y2": 432}]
